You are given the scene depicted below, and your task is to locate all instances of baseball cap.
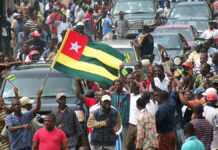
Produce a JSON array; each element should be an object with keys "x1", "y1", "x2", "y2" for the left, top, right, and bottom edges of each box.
[
  {"x1": 13, "y1": 13, "x2": 20, "y2": 18},
  {"x1": 207, "y1": 94, "x2": 218, "y2": 102},
  {"x1": 202, "y1": 87, "x2": 217, "y2": 102},
  {"x1": 193, "y1": 88, "x2": 205, "y2": 95},
  {"x1": 19, "y1": 97, "x2": 34, "y2": 106},
  {"x1": 76, "y1": 22, "x2": 84, "y2": 26},
  {"x1": 101, "y1": 95, "x2": 111, "y2": 102},
  {"x1": 31, "y1": 30, "x2": 41, "y2": 37},
  {"x1": 56, "y1": 92, "x2": 66, "y2": 100},
  {"x1": 202, "y1": 87, "x2": 217, "y2": 96}
]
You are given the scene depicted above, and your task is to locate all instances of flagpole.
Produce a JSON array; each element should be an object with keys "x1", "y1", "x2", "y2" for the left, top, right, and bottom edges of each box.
[
  {"x1": 7, "y1": 80, "x2": 16, "y2": 88},
  {"x1": 41, "y1": 67, "x2": 52, "y2": 91},
  {"x1": 130, "y1": 41, "x2": 139, "y2": 63}
]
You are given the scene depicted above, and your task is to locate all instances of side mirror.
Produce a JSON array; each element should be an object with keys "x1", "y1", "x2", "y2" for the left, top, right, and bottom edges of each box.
[{"x1": 173, "y1": 56, "x2": 182, "y2": 66}]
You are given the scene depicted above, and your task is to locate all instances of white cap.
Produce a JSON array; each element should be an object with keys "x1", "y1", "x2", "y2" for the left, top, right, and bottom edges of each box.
[
  {"x1": 202, "y1": 88, "x2": 217, "y2": 96},
  {"x1": 13, "y1": 13, "x2": 20, "y2": 18},
  {"x1": 101, "y1": 95, "x2": 111, "y2": 102},
  {"x1": 76, "y1": 21, "x2": 84, "y2": 26},
  {"x1": 141, "y1": 59, "x2": 150, "y2": 66},
  {"x1": 19, "y1": 97, "x2": 34, "y2": 106},
  {"x1": 56, "y1": 92, "x2": 66, "y2": 100}
]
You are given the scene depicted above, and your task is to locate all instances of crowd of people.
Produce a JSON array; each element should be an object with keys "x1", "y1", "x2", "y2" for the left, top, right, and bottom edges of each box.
[
  {"x1": 1, "y1": 49, "x2": 218, "y2": 150},
  {"x1": 0, "y1": 0, "x2": 123, "y2": 63},
  {"x1": 0, "y1": 0, "x2": 218, "y2": 150}
]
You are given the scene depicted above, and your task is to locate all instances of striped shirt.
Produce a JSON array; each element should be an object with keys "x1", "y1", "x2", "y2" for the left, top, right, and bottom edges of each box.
[
  {"x1": 191, "y1": 118, "x2": 213, "y2": 150},
  {"x1": 0, "y1": 109, "x2": 9, "y2": 150},
  {"x1": 0, "y1": 110, "x2": 5, "y2": 131},
  {"x1": 24, "y1": 19, "x2": 38, "y2": 32}
]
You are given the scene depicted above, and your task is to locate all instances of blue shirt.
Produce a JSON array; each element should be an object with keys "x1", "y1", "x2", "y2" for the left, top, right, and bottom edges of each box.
[
  {"x1": 156, "y1": 92, "x2": 177, "y2": 133},
  {"x1": 182, "y1": 136, "x2": 205, "y2": 150},
  {"x1": 102, "y1": 17, "x2": 112, "y2": 35},
  {"x1": 5, "y1": 111, "x2": 34, "y2": 150}
]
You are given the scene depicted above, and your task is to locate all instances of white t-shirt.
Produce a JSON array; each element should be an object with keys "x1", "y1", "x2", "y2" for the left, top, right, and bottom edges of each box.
[
  {"x1": 129, "y1": 93, "x2": 141, "y2": 125},
  {"x1": 146, "y1": 99, "x2": 158, "y2": 116},
  {"x1": 89, "y1": 103, "x2": 101, "y2": 115},
  {"x1": 203, "y1": 105, "x2": 218, "y2": 149},
  {"x1": 154, "y1": 76, "x2": 170, "y2": 92},
  {"x1": 200, "y1": 29, "x2": 218, "y2": 40},
  {"x1": 57, "y1": 21, "x2": 71, "y2": 42},
  {"x1": 74, "y1": 9, "x2": 85, "y2": 23}
]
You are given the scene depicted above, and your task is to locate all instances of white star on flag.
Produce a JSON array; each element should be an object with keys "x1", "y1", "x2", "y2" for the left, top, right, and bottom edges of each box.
[{"x1": 70, "y1": 42, "x2": 81, "y2": 53}]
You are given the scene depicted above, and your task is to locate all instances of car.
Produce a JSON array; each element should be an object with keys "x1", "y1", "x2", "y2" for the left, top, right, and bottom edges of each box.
[
  {"x1": 152, "y1": 33, "x2": 189, "y2": 59},
  {"x1": 112, "y1": 0, "x2": 158, "y2": 37},
  {"x1": 167, "y1": 1, "x2": 212, "y2": 33},
  {"x1": 152, "y1": 24, "x2": 199, "y2": 47},
  {"x1": 1, "y1": 64, "x2": 81, "y2": 113}
]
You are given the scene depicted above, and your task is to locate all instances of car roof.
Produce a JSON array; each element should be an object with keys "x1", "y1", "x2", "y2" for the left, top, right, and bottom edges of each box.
[
  {"x1": 10, "y1": 63, "x2": 64, "y2": 76},
  {"x1": 155, "y1": 24, "x2": 192, "y2": 29},
  {"x1": 176, "y1": 1, "x2": 208, "y2": 6},
  {"x1": 101, "y1": 40, "x2": 132, "y2": 49},
  {"x1": 152, "y1": 33, "x2": 180, "y2": 37}
]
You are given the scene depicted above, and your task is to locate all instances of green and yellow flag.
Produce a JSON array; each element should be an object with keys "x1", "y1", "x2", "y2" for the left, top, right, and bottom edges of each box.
[
  {"x1": 52, "y1": 30, "x2": 125, "y2": 86},
  {"x1": 5, "y1": 74, "x2": 16, "y2": 81}
]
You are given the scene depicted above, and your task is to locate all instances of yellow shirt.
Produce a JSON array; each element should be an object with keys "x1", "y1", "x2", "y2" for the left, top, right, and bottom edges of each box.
[{"x1": 186, "y1": 51, "x2": 200, "y2": 63}]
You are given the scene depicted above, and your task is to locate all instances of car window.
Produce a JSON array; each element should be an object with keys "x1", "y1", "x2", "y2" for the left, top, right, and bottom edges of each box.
[
  {"x1": 154, "y1": 28, "x2": 193, "y2": 41},
  {"x1": 3, "y1": 74, "x2": 75, "y2": 102},
  {"x1": 153, "y1": 35, "x2": 182, "y2": 50},
  {"x1": 170, "y1": 4, "x2": 210, "y2": 18},
  {"x1": 113, "y1": 0, "x2": 154, "y2": 15}
]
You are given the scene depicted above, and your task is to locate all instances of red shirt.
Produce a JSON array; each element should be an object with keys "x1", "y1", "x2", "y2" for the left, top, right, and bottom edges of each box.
[
  {"x1": 85, "y1": 97, "x2": 97, "y2": 133},
  {"x1": 33, "y1": 127, "x2": 67, "y2": 150},
  {"x1": 47, "y1": 12, "x2": 62, "y2": 33},
  {"x1": 85, "y1": 97, "x2": 97, "y2": 108}
]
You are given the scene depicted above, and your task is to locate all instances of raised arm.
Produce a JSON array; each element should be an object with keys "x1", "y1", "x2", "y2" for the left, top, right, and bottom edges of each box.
[
  {"x1": 32, "y1": 89, "x2": 43, "y2": 114},
  {"x1": 13, "y1": 87, "x2": 20, "y2": 100},
  {"x1": 75, "y1": 79, "x2": 85, "y2": 103}
]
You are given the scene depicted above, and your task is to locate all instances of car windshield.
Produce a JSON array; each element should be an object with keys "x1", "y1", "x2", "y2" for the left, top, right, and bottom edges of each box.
[
  {"x1": 3, "y1": 74, "x2": 75, "y2": 101},
  {"x1": 154, "y1": 28, "x2": 194, "y2": 41},
  {"x1": 113, "y1": 0, "x2": 154, "y2": 15},
  {"x1": 170, "y1": 4, "x2": 210, "y2": 18},
  {"x1": 153, "y1": 35, "x2": 182, "y2": 50}
]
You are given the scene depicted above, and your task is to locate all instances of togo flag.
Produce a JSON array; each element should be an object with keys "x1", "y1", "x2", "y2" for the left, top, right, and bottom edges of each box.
[
  {"x1": 53, "y1": 30, "x2": 125, "y2": 86},
  {"x1": 5, "y1": 74, "x2": 16, "y2": 81}
]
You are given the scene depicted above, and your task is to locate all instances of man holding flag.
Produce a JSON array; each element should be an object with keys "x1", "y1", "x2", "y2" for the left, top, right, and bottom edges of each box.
[{"x1": 5, "y1": 88, "x2": 43, "y2": 150}]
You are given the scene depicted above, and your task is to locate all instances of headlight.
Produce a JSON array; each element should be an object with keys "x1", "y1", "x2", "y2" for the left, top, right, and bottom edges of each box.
[{"x1": 144, "y1": 20, "x2": 155, "y2": 25}]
